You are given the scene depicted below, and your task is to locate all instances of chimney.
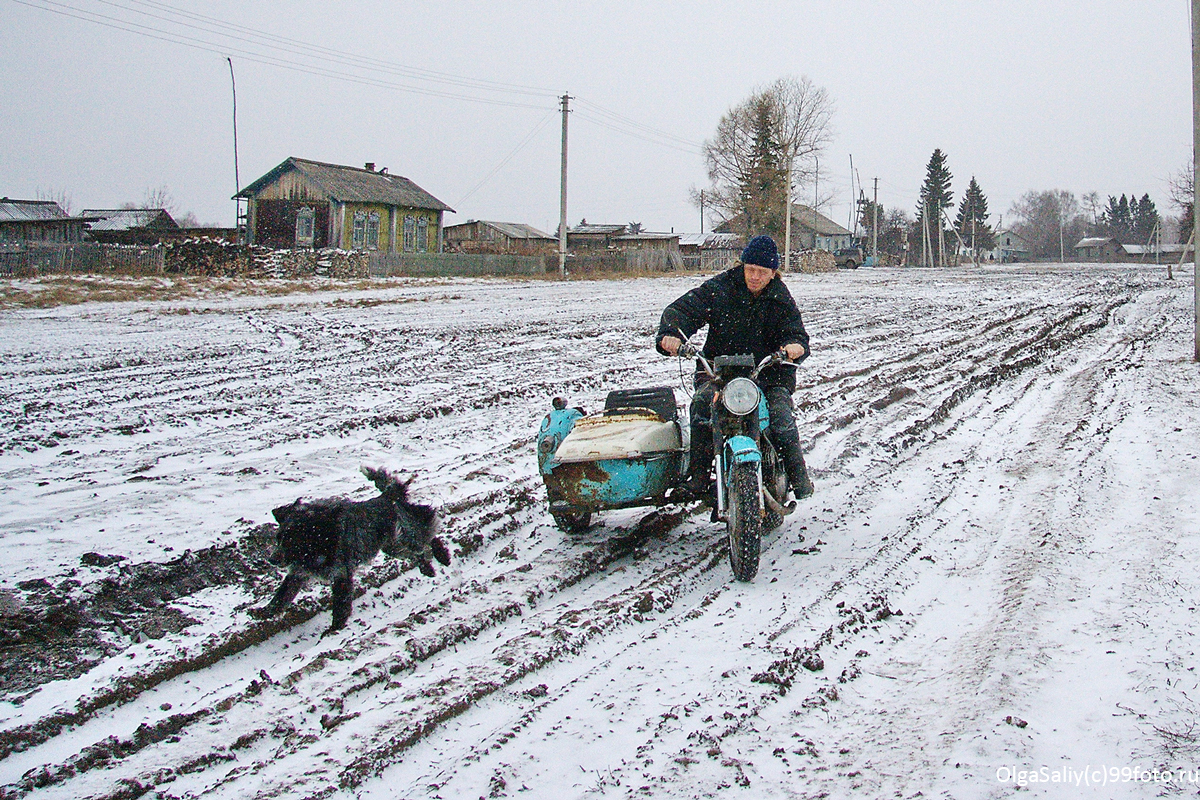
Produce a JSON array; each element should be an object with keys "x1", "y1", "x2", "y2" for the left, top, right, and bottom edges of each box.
[
  {"x1": 364, "y1": 162, "x2": 375, "y2": 172},
  {"x1": 379, "y1": 166, "x2": 388, "y2": 175}
]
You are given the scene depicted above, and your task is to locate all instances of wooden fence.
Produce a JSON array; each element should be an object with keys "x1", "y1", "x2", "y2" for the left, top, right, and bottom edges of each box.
[
  {"x1": 367, "y1": 252, "x2": 545, "y2": 278},
  {"x1": 0, "y1": 242, "x2": 164, "y2": 276}
]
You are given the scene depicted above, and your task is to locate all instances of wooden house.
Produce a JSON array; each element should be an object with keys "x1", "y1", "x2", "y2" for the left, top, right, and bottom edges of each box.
[
  {"x1": 714, "y1": 204, "x2": 851, "y2": 252},
  {"x1": 443, "y1": 220, "x2": 556, "y2": 255},
  {"x1": 83, "y1": 208, "x2": 179, "y2": 244},
  {"x1": 0, "y1": 199, "x2": 90, "y2": 243},
  {"x1": 234, "y1": 157, "x2": 453, "y2": 251}
]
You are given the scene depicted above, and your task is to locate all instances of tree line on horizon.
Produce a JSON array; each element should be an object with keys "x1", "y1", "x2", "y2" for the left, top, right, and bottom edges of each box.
[{"x1": 694, "y1": 77, "x2": 1187, "y2": 265}]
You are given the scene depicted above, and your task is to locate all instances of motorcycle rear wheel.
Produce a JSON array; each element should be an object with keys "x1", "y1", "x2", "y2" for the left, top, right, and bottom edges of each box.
[{"x1": 727, "y1": 460, "x2": 762, "y2": 581}]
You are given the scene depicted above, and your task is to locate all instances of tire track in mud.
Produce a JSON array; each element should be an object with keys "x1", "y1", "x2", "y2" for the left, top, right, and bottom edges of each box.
[{"x1": 0, "y1": 271, "x2": 1165, "y2": 799}]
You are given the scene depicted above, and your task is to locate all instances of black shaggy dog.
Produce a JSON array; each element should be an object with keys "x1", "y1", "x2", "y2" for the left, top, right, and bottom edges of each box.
[{"x1": 257, "y1": 466, "x2": 451, "y2": 634}]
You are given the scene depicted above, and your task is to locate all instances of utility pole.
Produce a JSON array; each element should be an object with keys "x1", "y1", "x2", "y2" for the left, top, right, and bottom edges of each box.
[
  {"x1": 1193, "y1": 0, "x2": 1199, "y2": 359},
  {"x1": 699, "y1": 190, "x2": 706, "y2": 235},
  {"x1": 558, "y1": 93, "x2": 571, "y2": 278},
  {"x1": 871, "y1": 177, "x2": 879, "y2": 265},
  {"x1": 847, "y1": 155, "x2": 855, "y2": 236},
  {"x1": 227, "y1": 57, "x2": 242, "y2": 241}
]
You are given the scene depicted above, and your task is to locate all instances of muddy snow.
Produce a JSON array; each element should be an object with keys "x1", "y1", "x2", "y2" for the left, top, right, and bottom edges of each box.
[{"x1": 2, "y1": 264, "x2": 1200, "y2": 799}]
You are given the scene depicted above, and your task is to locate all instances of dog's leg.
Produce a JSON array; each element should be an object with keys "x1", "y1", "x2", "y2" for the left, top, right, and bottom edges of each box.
[
  {"x1": 260, "y1": 570, "x2": 308, "y2": 617},
  {"x1": 327, "y1": 576, "x2": 354, "y2": 634}
]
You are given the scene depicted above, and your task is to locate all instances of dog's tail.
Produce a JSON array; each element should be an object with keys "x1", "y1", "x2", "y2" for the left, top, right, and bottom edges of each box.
[{"x1": 361, "y1": 465, "x2": 411, "y2": 502}]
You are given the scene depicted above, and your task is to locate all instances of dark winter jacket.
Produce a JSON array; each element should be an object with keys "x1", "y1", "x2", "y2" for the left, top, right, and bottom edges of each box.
[{"x1": 655, "y1": 265, "x2": 810, "y2": 391}]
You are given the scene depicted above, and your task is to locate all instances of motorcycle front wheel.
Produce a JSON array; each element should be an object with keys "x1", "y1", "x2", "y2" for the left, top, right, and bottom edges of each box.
[{"x1": 726, "y1": 460, "x2": 763, "y2": 581}]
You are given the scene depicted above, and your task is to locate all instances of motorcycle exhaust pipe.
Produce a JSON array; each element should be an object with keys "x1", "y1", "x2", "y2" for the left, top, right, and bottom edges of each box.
[{"x1": 762, "y1": 485, "x2": 796, "y2": 517}]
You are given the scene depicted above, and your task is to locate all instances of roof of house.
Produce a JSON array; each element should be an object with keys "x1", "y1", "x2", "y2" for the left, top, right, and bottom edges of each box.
[
  {"x1": 0, "y1": 198, "x2": 71, "y2": 223},
  {"x1": 235, "y1": 157, "x2": 453, "y2": 212},
  {"x1": 615, "y1": 232, "x2": 679, "y2": 242},
  {"x1": 82, "y1": 208, "x2": 179, "y2": 231},
  {"x1": 1074, "y1": 236, "x2": 1119, "y2": 249},
  {"x1": 714, "y1": 205, "x2": 851, "y2": 237},
  {"x1": 447, "y1": 220, "x2": 554, "y2": 240},
  {"x1": 677, "y1": 233, "x2": 742, "y2": 248},
  {"x1": 570, "y1": 223, "x2": 627, "y2": 235},
  {"x1": 789, "y1": 204, "x2": 851, "y2": 236}
]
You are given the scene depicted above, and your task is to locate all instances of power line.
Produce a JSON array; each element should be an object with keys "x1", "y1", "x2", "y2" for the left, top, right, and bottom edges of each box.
[
  {"x1": 11, "y1": 0, "x2": 554, "y2": 109},
  {"x1": 455, "y1": 110, "x2": 557, "y2": 208}
]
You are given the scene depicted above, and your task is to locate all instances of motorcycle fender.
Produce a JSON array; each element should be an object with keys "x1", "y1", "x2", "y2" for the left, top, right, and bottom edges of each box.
[
  {"x1": 724, "y1": 435, "x2": 762, "y2": 466},
  {"x1": 537, "y1": 407, "x2": 583, "y2": 475}
]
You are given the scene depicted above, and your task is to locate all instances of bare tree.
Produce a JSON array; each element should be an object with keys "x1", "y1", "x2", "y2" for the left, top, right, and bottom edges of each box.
[
  {"x1": 35, "y1": 187, "x2": 73, "y2": 215},
  {"x1": 700, "y1": 76, "x2": 834, "y2": 257},
  {"x1": 1008, "y1": 190, "x2": 1087, "y2": 260},
  {"x1": 1169, "y1": 161, "x2": 1194, "y2": 243},
  {"x1": 142, "y1": 185, "x2": 177, "y2": 215}
]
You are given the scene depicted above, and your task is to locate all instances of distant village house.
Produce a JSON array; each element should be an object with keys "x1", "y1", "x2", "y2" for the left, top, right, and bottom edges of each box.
[
  {"x1": 82, "y1": 208, "x2": 179, "y2": 245},
  {"x1": 443, "y1": 220, "x2": 556, "y2": 255},
  {"x1": 235, "y1": 157, "x2": 453, "y2": 252},
  {"x1": 0, "y1": 199, "x2": 90, "y2": 243},
  {"x1": 713, "y1": 204, "x2": 851, "y2": 252}
]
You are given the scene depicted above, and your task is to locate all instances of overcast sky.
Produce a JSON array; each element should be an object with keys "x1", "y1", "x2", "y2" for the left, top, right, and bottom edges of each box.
[{"x1": 2, "y1": 1, "x2": 1192, "y2": 235}]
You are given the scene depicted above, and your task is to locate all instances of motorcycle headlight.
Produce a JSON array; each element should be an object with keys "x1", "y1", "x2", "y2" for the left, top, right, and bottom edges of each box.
[{"x1": 721, "y1": 377, "x2": 760, "y2": 416}]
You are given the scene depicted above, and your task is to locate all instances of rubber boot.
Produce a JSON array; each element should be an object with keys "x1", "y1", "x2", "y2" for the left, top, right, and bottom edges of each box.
[
  {"x1": 675, "y1": 427, "x2": 714, "y2": 502},
  {"x1": 789, "y1": 451, "x2": 814, "y2": 500}
]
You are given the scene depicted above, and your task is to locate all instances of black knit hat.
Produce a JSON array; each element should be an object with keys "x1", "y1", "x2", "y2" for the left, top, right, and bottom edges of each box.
[{"x1": 740, "y1": 235, "x2": 779, "y2": 270}]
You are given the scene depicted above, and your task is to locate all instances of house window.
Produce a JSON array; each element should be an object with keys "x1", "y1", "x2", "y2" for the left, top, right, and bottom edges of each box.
[
  {"x1": 366, "y1": 211, "x2": 380, "y2": 250},
  {"x1": 416, "y1": 217, "x2": 429, "y2": 253},
  {"x1": 403, "y1": 215, "x2": 416, "y2": 252},
  {"x1": 295, "y1": 207, "x2": 315, "y2": 247},
  {"x1": 352, "y1": 212, "x2": 366, "y2": 249}
]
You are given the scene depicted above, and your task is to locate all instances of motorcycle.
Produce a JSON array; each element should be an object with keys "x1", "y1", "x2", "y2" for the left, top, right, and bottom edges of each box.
[{"x1": 536, "y1": 342, "x2": 796, "y2": 581}]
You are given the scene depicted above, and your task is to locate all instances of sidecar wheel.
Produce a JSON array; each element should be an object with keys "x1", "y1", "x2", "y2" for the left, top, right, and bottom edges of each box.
[
  {"x1": 552, "y1": 511, "x2": 592, "y2": 534},
  {"x1": 727, "y1": 461, "x2": 762, "y2": 582}
]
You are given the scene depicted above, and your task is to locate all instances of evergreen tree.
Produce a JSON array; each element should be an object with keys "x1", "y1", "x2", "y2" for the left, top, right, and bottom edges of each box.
[
  {"x1": 954, "y1": 176, "x2": 994, "y2": 256},
  {"x1": 915, "y1": 149, "x2": 953, "y2": 265},
  {"x1": 1103, "y1": 195, "x2": 1133, "y2": 243},
  {"x1": 1130, "y1": 193, "x2": 1159, "y2": 244},
  {"x1": 740, "y1": 95, "x2": 788, "y2": 238}
]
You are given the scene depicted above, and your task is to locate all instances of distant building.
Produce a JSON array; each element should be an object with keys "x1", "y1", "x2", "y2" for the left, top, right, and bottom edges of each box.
[
  {"x1": 0, "y1": 199, "x2": 90, "y2": 243},
  {"x1": 713, "y1": 204, "x2": 851, "y2": 252},
  {"x1": 567, "y1": 222, "x2": 629, "y2": 251},
  {"x1": 678, "y1": 232, "x2": 741, "y2": 271},
  {"x1": 444, "y1": 220, "x2": 556, "y2": 255},
  {"x1": 234, "y1": 157, "x2": 453, "y2": 251},
  {"x1": 83, "y1": 208, "x2": 179, "y2": 244},
  {"x1": 987, "y1": 228, "x2": 1033, "y2": 262},
  {"x1": 1073, "y1": 236, "x2": 1124, "y2": 262}
]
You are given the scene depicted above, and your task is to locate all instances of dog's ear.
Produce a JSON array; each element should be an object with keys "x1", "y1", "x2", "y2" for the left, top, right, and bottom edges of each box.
[{"x1": 272, "y1": 501, "x2": 300, "y2": 527}]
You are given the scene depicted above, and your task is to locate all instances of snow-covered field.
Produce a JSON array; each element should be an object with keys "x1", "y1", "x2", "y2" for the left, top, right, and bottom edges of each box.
[{"x1": 2, "y1": 264, "x2": 1200, "y2": 799}]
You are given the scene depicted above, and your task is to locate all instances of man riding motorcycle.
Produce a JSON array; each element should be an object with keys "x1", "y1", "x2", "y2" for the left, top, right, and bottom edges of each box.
[{"x1": 656, "y1": 234, "x2": 814, "y2": 501}]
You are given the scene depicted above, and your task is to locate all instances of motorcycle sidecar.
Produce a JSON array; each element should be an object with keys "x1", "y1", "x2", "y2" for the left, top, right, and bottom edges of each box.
[{"x1": 537, "y1": 387, "x2": 686, "y2": 533}]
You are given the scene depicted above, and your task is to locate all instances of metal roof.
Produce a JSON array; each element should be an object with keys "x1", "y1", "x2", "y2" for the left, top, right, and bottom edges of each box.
[
  {"x1": 235, "y1": 157, "x2": 453, "y2": 212},
  {"x1": 447, "y1": 220, "x2": 554, "y2": 240},
  {"x1": 1074, "y1": 237, "x2": 1118, "y2": 249},
  {"x1": 789, "y1": 204, "x2": 850, "y2": 236},
  {"x1": 677, "y1": 232, "x2": 741, "y2": 248},
  {"x1": 615, "y1": 232, "x2": 679, "y2": 241},
  {"x1": 0, "y1": 199, "x2": 70, "y2": 223},
  {"x1": 82, "y1": 209, "x2": 178, "y2": 231},
  {"x1": 570, "y1": 224, "x2": 627, "y2": 235}
]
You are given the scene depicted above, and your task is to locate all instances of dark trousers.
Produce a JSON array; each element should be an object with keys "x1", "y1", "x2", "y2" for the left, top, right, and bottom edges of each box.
[{"x1": 688, "y1": 381, "x2": 807, "y2": 489}]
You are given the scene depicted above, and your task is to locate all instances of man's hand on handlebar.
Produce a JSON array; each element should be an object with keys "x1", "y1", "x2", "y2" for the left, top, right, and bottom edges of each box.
[
  {"x1": 782, "y1": 343, "x2": 806, "y2": 362},
  {"x1": 660, "y1": 335, "x2": 684, "y2": 356}
]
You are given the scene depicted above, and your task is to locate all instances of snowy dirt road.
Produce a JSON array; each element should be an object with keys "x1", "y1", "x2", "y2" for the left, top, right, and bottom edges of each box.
[{"x1": 2, "y1": 265, "x2": 1200, "y2": 799}]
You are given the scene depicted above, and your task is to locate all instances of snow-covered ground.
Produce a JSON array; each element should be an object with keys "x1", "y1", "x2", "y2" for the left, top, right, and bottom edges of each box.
[{"x1": 2, "y1": 264, "x2": 1199, "y2": 799}]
